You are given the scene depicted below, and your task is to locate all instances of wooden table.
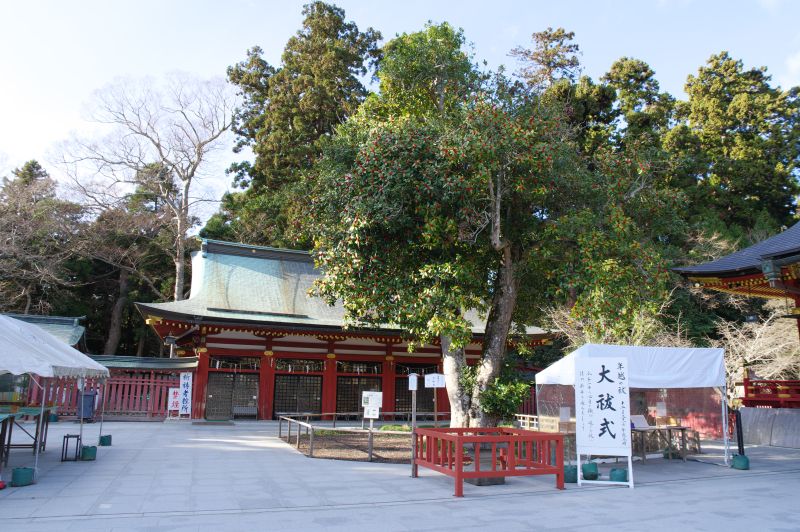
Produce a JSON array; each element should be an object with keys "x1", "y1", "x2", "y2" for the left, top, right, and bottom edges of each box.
[
  {"x1": 0, "y1": 412, "x2": 15, "y2": 467},
  {"x1": 632, "y1": 425, "x2": 689, "y2": 462},
  {"x1": 0, "y1": 406, "x2": 56, "y2": 457}
]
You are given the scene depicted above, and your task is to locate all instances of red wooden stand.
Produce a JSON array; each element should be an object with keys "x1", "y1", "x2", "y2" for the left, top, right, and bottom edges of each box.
[{"x1": 413, "y1": 427, "x2": 565, "y2": 497}]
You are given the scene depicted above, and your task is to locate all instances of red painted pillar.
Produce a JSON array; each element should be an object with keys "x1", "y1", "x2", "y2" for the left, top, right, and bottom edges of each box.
[
  {"x1": 259, "y1": 338, "x2": 274, "y2": 420},
  {"x1": 322, "y1": 342, "x2": 338, "y2": 417},
  {"x1": 194, "y1": 351, "x2": 209, "y2": 420},
  {"x1": 382, "y1": 345, "x2": 395, "y2": 419}
]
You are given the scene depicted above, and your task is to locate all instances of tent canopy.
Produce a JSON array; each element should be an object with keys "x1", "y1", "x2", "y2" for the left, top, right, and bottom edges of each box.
[
  {"x1": 535, "y1": 344, "x2": 725, "y2": 389},
  {"x1": 0, "y1": 315, "x2": 109, "y2": 379}
]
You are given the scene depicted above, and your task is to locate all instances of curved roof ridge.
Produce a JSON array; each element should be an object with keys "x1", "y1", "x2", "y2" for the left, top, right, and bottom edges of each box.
[{"x1": 674, "y1": 222, "x2": 800, "y2": 276}]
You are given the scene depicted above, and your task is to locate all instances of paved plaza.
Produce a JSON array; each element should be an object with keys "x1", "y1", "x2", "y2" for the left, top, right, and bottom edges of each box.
[{"x1": 0, "y1": 420, "x2": 798, "y2": 531}]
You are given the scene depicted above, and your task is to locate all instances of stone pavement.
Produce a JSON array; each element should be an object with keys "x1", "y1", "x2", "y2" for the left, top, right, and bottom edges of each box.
[{"x1": 1, "y1": 420, "x2": 798, "y2": 531}]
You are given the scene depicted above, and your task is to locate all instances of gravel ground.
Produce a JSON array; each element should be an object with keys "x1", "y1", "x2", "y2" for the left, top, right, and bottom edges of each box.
[{"x1": 281, "y1": 430, "x2": 413, "y2": 462}]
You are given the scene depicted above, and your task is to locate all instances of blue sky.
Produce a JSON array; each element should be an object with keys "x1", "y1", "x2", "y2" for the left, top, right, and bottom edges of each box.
[{"x1": 1, "y1": 0, "x2": 799, "y2": 194}]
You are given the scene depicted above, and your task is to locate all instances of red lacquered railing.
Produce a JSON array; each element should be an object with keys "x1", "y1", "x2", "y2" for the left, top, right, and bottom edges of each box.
[
  {"x1": 414, "y1": 427, "x2": 564, "y2": 497},
  {"x1": 742, "y1": 378, "x2": 800, "y2": 408}
]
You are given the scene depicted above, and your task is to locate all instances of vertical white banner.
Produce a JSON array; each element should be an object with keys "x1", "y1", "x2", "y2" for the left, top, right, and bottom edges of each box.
[
  {"x1": 168, "y1": 387, "x2": 180, "y2": 412},
  {"x1": 575, "y1": 357, "x2": 631, "y2": 457},
  {"x1": 179, "y1": 372, "x2": 193, "y2": 416}
]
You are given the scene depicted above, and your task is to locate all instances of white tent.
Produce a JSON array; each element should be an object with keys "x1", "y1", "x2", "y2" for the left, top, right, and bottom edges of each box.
[
  {"x1": 0, "y1": 315, "x2": 109, "y2": 480},
  {"x1": 536, "y1": 343, "x2": 729, "y2": 463},
  {"x1": 0, "y1": 315, "x2": 108, "y2": 379},
  {"x1": 536, "y1": 344, "x2": 725, "y2": 388}
]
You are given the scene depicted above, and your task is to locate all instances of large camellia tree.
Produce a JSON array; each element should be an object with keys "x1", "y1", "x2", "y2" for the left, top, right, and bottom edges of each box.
[{"x1": 311, "y1": 24, "x2": 679, "y2": 427}]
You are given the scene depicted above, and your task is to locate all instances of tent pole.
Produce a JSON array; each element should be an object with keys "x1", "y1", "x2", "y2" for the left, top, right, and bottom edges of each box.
[
  {"x1": 33, "y1": 376, "x2": 45, "y2": 481},
  {"x1": 98, "y1": 378, "x2": 107, "y2": 443},
  {"x1": 721, "y1": 385, "x2": 730, "y2": 465},
  {"x1": 78, "y1": 377, "x2": 84, "y2": 450}
]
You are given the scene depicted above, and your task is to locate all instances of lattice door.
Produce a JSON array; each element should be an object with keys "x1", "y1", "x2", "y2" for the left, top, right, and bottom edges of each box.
[
  {"x1": 273, "y1": 375, "x2": 322, "y2": 417},
  {"x1": 336, "y1": 377, "x2": 381, "y2": 413},
  {"x1": 206, "y1": 372, "x2": 234, "y2": 420},
  {"x1": 232, "y1": 373, "x2": 259, "y2": 418}
]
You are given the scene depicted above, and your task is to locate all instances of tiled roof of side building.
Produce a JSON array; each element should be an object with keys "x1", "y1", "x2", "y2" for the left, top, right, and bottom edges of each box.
[
  {"x1": 673, "y1": 222, "x2": 800, "y2": 276},
  {"x1": 136, "y1": 239, "x2": 547, "y2": 336},
  {"x1": 2, "y1": 313, "x2": 86, "y2": 347},
  {"x1": 90, "y1": 355, "x2": 198, "y2": 370}
]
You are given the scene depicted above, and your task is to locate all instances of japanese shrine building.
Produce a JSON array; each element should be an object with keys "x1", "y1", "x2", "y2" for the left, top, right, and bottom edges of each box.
[
  {"x1": 136, "y1": 239, "x2": 549, "y2": 420},
  {"x1": 674, "y1": 221, "x2": 800, "y2": 334}
]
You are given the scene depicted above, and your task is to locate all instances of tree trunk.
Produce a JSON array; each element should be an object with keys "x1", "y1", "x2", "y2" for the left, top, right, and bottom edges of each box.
[
  {"x1": 103, "y1": 268, "x2": 130, "y2": 355},
  {"x1": 136, "y1": 325, "x2": 147, "y2": 357},
  {"x1": 173, "y1": 223, "x2": 186, "y2": 302},
  {"x1": 441, "y1": 335, "x2": 470, "y2": 427},
  {"x1": 23, "y1": 283, "x2": 33, "y2": 314},
  {"x1": 468, "y1": 245, "x2": 520, "y2": 427}
]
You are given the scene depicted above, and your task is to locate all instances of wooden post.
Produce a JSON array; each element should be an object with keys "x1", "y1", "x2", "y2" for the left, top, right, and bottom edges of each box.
[
  {"x1": 322, "y1": 344, "x2": 338, "y2": 419},
  {"x1": 194, "y1": 351, "x2": 209, "y2": 419},
  {"x1": 368, "y1": 419, "x2": 374, "y2": 462},
  {"x1": 455, "y1": 436, "x2": 464, "y2": 497},
  {"x1": 382, "y1": 345, "x2": 395, "y2": 420},
  {"x1": 147, "y1": 371, "x2": 156, "y2": 418},
  {"x1": 259, "y1": 338, "x2": 273, "y2": 420}
]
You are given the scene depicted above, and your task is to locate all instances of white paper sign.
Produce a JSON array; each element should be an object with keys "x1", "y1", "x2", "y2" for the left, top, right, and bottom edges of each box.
[
  {"x1": 424, "y1": 373, "x2": 446, "y2": 388},
  {"x1": 364, "y1": 406, "x2": 380, "y2": 419},
  {"x1": 575, "y1": 356, "x2": 631, "y2": 457},
  {"x1": 168, "y1": 387, "x2": 180, "y2": 412},
  {"x1": 362, "y1": 391, "x2": 383, "y2": 408},
  {"x1": 408, "y1": 374, "x2": 418, "y2": 391},
  {"x1": 179, "y1": 372, "x2": 193, "y2": 415},
  {"x1": 559, "y1": 406, "x2": 572, "y2": 422},
  {"x1": 656, "y1": 401, "x2": 667, "y2": 418}
]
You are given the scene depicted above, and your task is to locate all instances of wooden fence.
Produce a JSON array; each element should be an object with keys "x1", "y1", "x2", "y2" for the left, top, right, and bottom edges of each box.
[{"x1": 29, "y1": 374, "x2": 180, "y2": 418}]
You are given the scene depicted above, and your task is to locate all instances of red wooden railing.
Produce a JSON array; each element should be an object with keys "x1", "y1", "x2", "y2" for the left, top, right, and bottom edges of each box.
[
  {"x1": 518, "y1": 388, "x2": 537, "y2": 416},
  {"x1": 742, "y1": 378, "x2": 800, "y2": 408},
  {"x1": 414, "y1": 427, "x2": 564, "y2": 497},
  {"x1": 29, "y1": 375, "x2": 180, "y2": 418}
]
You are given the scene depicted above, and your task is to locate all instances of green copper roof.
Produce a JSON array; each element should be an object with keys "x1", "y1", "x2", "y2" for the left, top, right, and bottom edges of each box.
[
  {"x1": 136, "y1": 239, "x2": 546, "y2": 336},
  {"x1": 89, "y1": 355, "x2": 198, "y2": 370},
  {"x1": 3, "y1": 314, "x2": 86, "y2": 347}
]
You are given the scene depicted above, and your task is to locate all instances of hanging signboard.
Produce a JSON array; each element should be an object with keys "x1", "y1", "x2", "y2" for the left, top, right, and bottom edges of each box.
[
  {"x1": 575, "y1": 356, "x2": 633, "y2": 488},
  {"x1": 424, "y1": 373, "x2": 445, "y2": 388},
  {"x1": 168, "y1": 387, "x2": 180, "y2": 412},
  {"x1": 179, "y1": 372, "x2": 193, "y2": 416}
]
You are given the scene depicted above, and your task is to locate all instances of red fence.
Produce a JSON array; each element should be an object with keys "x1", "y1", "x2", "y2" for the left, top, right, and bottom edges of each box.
[
  {"x1": 29, "y1": 374, "x2": 180, "y2": 418},
  {"x1": 518, "y1": 388, "x2": 537, "y2": 416},
  {"x1": 413, "y1": 427, "x2": 564, "y2": 497},
  {"x1": 742, "y1": 378, "x2": 800, "y2": 408}
]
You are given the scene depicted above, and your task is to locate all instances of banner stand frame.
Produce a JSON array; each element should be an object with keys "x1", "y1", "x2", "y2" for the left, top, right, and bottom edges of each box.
[{"x1": 577, "y1": 450, "x2": 634, "y2": 489}]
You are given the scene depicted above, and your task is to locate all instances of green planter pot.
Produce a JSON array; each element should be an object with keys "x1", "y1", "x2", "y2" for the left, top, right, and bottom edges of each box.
[
  {"x1": 80, "y1": 445, "x2": 97, "y2": 461},
  {"x1": 581, "y1": 462, "x2": 599, "y2": 480},
  {"x1": 564, "y1": 465, "x2": 578, "y2": 483},
  {"x1": 48, "y1": 413, "x2": 58, "y2": 423},
  {"x1": 11, "y1": 467, "x2": 35, "y2": 487},
  {"x1": 610, "y1": 468, "x2": 628, "y2": 482},
  {"x1": 731, "y1": 454, "x2": 750, "y2": 470},
  {"x1": 98, "y1": 435, "x2": 112, "y2": 446}
]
